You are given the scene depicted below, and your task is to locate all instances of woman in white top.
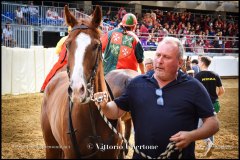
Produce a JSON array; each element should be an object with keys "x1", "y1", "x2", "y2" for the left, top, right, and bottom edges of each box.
[{"x1": 15, "y1": 7, "x2": 26, "y2": 25}]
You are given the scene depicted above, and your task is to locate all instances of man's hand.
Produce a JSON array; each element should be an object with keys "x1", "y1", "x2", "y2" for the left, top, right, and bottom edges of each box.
[
  {"x1": 169, "y1": 131, "x2": 194, "y2": 149},
  {"x1": 93, "y1": 92, "x2": 108, "y2": 107},
  {"x1": 94, "y1": 92, "x2": 126, "y2": 119}
]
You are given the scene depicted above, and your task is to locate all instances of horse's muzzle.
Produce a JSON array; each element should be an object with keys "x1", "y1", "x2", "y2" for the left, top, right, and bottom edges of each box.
[{"x1": 68, "y1": 82, "x2": 90, "y2": 104}]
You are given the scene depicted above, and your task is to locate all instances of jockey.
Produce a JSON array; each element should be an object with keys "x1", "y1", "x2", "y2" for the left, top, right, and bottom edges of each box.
[
  {"x1": 101, "y1": 13, "x2": 145, "y2": 75},
  {"x1": 40, "y1": 26, "x2": 71, "y2": 93}
]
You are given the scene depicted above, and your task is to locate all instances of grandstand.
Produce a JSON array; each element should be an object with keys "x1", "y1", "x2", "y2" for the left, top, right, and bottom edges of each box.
[{"x1": 1, "y1": 1, "x2": 239, "y2": 54}]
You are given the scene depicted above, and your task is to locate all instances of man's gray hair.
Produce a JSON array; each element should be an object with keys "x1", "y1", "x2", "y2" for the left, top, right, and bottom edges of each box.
[{"x1": 159, "y1": 36, "x2": 185, "y2": 59}]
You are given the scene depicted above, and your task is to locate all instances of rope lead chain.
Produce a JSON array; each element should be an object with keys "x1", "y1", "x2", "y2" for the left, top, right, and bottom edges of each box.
[{"x1": 93, "y1": 97, "x2": 182, "y2": 159}]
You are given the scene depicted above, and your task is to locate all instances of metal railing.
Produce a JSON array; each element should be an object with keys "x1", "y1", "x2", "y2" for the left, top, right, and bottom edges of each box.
[
  {"x1": 2, "y1": 2, "x2": 115, "y2": 32},
  {"x1": 2, "y1": 2, "x2": 40, "y2": 26},
  {"x1": 1, "y1": 3, "x2": 116, "y2": 48}
]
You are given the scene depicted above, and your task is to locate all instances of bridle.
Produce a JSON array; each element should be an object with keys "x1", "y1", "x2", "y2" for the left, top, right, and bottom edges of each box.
[{"x1": 66, "y1": 24, "x2": 102, "y2": 104}]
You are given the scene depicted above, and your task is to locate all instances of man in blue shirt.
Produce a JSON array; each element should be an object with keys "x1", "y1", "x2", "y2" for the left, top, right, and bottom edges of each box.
[{"x1": 94, "y1": 36, "x2": 219, "y2": 159}]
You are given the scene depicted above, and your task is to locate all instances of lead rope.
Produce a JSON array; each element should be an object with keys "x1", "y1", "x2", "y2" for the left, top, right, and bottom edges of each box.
[{"x1": 91, "y1": 95, "x2": 182, "y2": 159}]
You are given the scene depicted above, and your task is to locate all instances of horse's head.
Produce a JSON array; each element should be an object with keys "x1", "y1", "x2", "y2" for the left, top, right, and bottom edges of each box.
[{"x1": 64, "y1": 5, "x2": 102, "y2": 104}]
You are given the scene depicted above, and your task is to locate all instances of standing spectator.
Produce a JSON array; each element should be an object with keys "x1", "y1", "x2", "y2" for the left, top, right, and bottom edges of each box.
[
  {"x1": 224, "y1": 36, "x2": 232, "y2": 54},
  {"x1": 52, "y1": 8, "x2": 63, "y2": 20},
  {"x1": 46, "y1": 7, "x2": 55, "y2": 20},
  {"x1": 158, "y1": 26, "x2": 168, "y2": 42},
  {"x1": 144, "y1": 57, "x2": 154, "y2": 75},
  {"x1": 194, "y1": 38, "x2": 205, "y2": 55},
  {"x1": 145, "y1": 13, "x2": 153, "y2": 31},
  {"x1": 203, "y1": 30, "x2": 213, "y2": 53},
  {"x1": 208, "y1": 26, "x2": 215, "y2": 43},
  {"x1": 140, "y1": 23, "x2": 149, "y2": 48},
  {"x1": 21, "y1": 6, "x2": 30, "y2": 23},
  {"x1": 212, "y1": 36, "x2": 222, "y2": 54},
  {"x1": 2, "y1": 22, "x2": 16, "y2": 47},
  {"x1": 191, "y1": 59, "x2": 200, "y2": 77},
  {"x1": 135, "y1": 24, "x2": 141, "y2": 37},
  {"x1": 101, "y1": 13, "x2": 145, "y2": 75},
  {"x1": 180, "y1": 35, "x2": 187, "y2": 48},
  {"x1": 94, "y1": 36, "x2": 219, "y2": 159},
  {"x1": 185, "y1": 56, "x2": 194, "y2": 77},
  {"x1": 117, "y1": 7, "x2": 127, "y2": 21},
  {"x1": 195, "y1": 24, "x2": 201, "y2": 35},
  {"x1": 106, "y1": 7, "x2": 111, "y2": 20},
  {"x1": 15, "y1": 7, "x2": 27, "y2": 25},
  {"x1": 150, "y1": 10, "x2": 157, "y2": 26},
  {"x1": 187, "y1": 30, "x2": 196, "y2": 52},
  {"x1": 195, "y1": 56, "x2": 225, "y2": 156},
  {"x1": 28, "y1": 2, "x2": 39, "y2": 18},
  {"x1": 146, "y1": 34, "x2": 157, "y2": 51},
  {"x1": 152, "y1": 25, "x2": 160, "y2": 42}
]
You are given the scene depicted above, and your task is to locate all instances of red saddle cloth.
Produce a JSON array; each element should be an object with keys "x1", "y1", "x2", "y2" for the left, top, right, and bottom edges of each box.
[{"x1": 40, "y1": 45, "x2": 67, "y2": 92}]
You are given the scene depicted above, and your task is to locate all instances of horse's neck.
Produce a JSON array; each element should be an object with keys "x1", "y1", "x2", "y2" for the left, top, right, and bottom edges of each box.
[{"x1": 94, "y1": 60, "x2": 107, "y2": 92}]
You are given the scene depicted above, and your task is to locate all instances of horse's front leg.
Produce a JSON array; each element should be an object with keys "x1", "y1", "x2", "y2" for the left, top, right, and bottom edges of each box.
[{"x1": 41, "y1": 113, "x2": 63, "y2": 159}]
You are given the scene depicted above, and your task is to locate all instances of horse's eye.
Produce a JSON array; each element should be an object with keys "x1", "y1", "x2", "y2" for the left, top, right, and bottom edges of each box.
[{"x1": 93, "y1": 43, "x2": 99, "y2": 50}]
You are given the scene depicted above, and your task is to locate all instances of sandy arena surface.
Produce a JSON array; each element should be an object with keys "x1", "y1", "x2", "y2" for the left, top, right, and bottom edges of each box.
[{"x1": 1, "y1": 78, "x2": 238, "y2": 159}]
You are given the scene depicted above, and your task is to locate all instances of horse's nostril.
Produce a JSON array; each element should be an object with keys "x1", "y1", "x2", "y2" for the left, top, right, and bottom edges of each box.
[
  {"x1": 68, "y1": 86, "x2": 73, "y2": 96},
  {"x1": 80, "y1": 85, "x2": 85, "y2": 95}
]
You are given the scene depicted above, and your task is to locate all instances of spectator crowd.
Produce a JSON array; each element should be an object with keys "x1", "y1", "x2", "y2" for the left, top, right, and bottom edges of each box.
[{"x1": 102, "y1": 7, "x2": 238, "y2": 53}]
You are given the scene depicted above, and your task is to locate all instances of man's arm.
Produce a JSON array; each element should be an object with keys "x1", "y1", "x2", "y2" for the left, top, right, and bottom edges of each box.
[
  {"x1": 94, "y1": 92, "x2": 126, "y2": 119},
  {"x1": 190, "y1": 116, "x2": 219, "y2": 140},
  {"x1": 170, "y1": 116, "x2": 219, "y2": 149},
  {"x1": 217, "y1": 86, "x2": 225, "y2": 97}
]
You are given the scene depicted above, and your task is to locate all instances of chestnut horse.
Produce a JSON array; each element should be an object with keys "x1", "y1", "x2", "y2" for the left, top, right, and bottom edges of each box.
[{"x1": 41, "y1": 5, "x2": 122, "y2": 158}]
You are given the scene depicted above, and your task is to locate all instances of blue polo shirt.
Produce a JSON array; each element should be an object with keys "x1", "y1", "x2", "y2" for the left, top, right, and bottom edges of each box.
[{"x1": 114, "y1": 70, "x2": 214, "y2": 159}]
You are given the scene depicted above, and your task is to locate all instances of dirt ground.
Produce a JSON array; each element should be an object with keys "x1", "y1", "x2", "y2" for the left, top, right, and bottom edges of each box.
[{"x1": 1, "y1": 79, "x2": 238, "y2": 159}]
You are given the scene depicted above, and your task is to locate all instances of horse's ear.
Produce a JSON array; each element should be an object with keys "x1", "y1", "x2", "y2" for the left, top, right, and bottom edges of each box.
[
  {"x1": 64, "y1": 5, "x2": 78, "y2": 28},
  {"x1": 91, "y1": 5, "x2": 102, "y2": 28}
]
